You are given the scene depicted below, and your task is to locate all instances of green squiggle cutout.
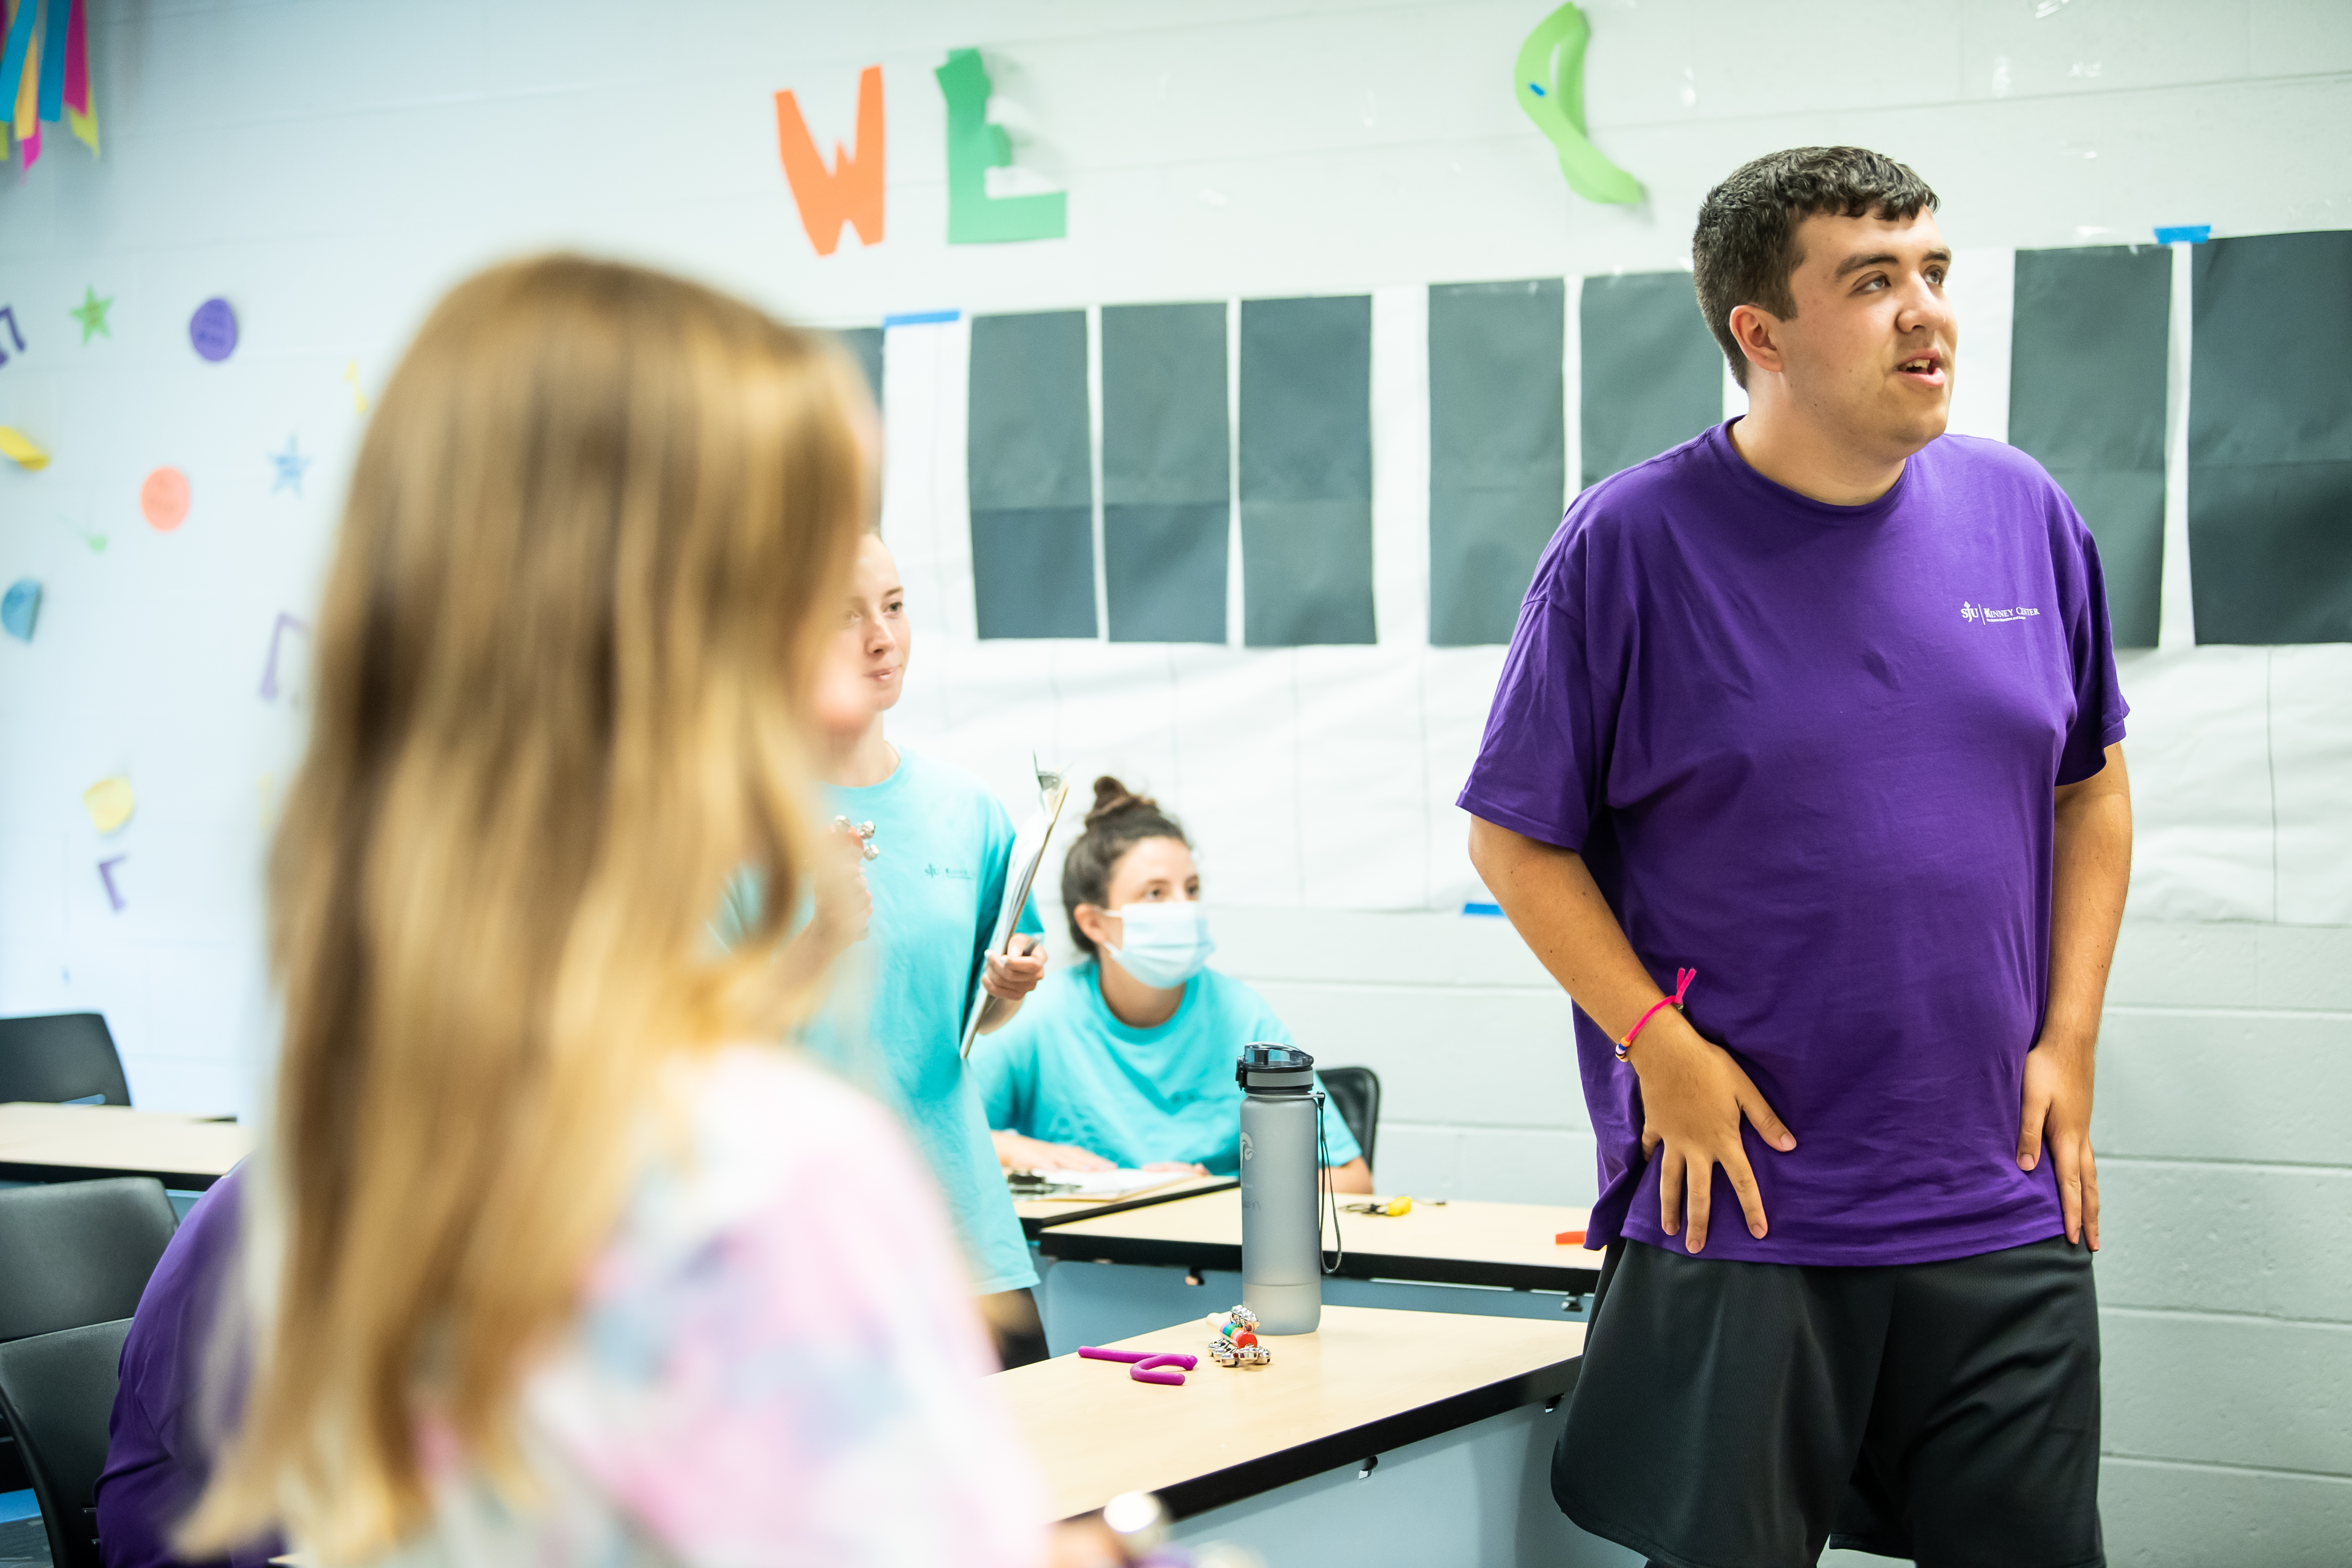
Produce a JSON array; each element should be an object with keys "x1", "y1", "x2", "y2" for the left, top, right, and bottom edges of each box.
[{"x1": 1514, "y1": 3, "x2": 1643, "y2": 205}]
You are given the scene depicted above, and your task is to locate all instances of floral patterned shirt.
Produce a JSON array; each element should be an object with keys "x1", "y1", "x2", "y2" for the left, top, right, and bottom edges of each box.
[{"x1": 378, "y1": 1046, "x2": 1048, "y2": 1568}]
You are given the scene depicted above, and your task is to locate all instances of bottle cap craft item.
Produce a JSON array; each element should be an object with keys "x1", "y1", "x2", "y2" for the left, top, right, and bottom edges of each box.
[
  {"x1": 1205, "y1": 1304, "x2": 1271, "y2": 1369},
  {"x1": 831, "y1": 815, "x2": 880, "y2": 860}
]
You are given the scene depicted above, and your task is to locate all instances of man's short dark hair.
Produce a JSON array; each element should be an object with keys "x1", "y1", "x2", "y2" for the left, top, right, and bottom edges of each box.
[{"x1": 1693, "y1": 147, "x2": 1940, "y2": 388}]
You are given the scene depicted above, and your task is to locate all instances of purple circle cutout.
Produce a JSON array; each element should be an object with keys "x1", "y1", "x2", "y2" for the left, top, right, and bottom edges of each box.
[{"x1": 189, "y1": 297, "x2": 238, "y2": 362}]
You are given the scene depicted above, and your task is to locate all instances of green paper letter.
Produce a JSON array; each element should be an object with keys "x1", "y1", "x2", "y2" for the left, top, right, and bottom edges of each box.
[
  {"x1": 936, "y1": 47, "x2": 1067, "y2": 244},
  {"x1": 1514, "y1": 4, "x2": 1643, "y2": 206}
]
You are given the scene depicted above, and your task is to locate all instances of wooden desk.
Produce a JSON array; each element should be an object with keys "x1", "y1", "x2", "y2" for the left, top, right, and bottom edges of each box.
[
  {"x1": 1010, "y1": 1173, "x2": 1236, "y2": 1238},
  {"x1": 1039, "y1": 1189, "x2": 1607, "y2": 1292},
  {"x1": 0, "y1": 1102, "x2": 251, "y2": 1190},
  {"x1": 994, "y1": 1304, "x2": 1583, "y2": 1524}
]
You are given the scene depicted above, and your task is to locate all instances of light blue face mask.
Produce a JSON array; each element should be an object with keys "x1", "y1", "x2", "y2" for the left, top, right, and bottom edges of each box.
[{"x1": 1103, "y1": 901, "x2": 1215, "y2": 990}]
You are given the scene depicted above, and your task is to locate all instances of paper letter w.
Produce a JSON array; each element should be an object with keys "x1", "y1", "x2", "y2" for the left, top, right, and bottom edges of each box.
[{"x1": 775, "y1": 65, "x2": 884, "y2": 256}]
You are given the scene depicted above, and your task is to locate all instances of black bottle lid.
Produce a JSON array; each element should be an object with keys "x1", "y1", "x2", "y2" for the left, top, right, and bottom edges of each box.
[{"x1": 1236, "y1": 1040, "x2": 1316, "y2": 1091}]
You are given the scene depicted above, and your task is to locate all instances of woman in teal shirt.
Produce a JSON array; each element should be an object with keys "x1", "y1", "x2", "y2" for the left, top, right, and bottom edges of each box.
[
  {"x1": 727, "y1": 531, "x2": 1050, "y2": 1361},
  {"x1": 972, "y1": 779, "x2": 1373, "y2": 1190}
]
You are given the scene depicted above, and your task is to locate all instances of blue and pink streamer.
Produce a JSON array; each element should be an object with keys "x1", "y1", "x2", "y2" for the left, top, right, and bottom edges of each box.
[{"x1": 0, "y1": 0, "x2": 98, "y2": 169}]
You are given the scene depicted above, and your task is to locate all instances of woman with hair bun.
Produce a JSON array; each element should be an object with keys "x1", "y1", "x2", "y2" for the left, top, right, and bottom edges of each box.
[{"x1": 971, "y1": 777, "x2": 1373, "y2": 1192}]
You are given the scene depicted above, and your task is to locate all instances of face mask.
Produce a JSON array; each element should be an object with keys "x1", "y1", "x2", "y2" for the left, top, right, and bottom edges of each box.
[{"x1": 1102, "y1": 901, "x2": 1215, "y2": 990}]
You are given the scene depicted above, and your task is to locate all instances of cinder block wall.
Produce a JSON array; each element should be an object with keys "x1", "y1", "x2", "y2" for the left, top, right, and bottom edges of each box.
[{"x1": 1212, "y1": 908, "x2": 2352, "y2": 1568}]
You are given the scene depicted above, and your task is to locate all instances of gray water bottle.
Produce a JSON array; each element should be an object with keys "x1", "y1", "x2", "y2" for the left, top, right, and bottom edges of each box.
[{"x1": 1237, "y1": 1041, "x2": 1323, "y2": 1334}]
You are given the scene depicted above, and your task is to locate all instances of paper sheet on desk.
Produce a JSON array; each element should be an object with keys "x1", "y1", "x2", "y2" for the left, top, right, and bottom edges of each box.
[
  {"x1": 959, "y1": 778, "x2": 1070, "y2": 1058},
  {"x1": 1018, "y1": 1168, "x2": 1187, "y2": 1201}
]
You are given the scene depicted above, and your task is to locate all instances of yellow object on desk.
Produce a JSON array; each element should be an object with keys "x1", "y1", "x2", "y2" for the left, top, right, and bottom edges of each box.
[{"x1": 1344, "y1": 1194, "x2": 1413, "y2": 1217}]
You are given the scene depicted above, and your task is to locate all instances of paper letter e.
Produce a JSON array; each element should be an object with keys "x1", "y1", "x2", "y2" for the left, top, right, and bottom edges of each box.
[{"x1": 776, "y1": 65, "x2": 885, "y2": 256}]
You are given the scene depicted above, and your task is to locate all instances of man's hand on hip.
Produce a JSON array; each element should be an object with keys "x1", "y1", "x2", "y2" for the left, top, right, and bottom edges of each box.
[
  {"x1": 1467, "y1": 817, "x2": 1799, "y2": 1255},
  {"x1": 2017, "y1": 1037, "x2": 2100, "y2": 1250},
  {"x1": 1630, "y1": 1011, "x2": 1796, "y2": 1253}
]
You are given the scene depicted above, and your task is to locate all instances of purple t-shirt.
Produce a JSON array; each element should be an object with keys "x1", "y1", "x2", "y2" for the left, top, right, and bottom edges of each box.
[
  {"x1": 1460, "y1": 422, "x2": 2127, "y2": 1266},
  {"x1": 95, "y1": 1165, "x2": 279, "y2": 1568}
]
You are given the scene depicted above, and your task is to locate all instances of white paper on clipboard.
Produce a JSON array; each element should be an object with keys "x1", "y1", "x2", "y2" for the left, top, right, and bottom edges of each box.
[{"x1": 959, "y1": 778, "x2": 1071, "y2": 1059}]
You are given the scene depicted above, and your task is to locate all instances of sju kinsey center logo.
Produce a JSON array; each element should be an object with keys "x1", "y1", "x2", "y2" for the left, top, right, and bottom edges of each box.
[{"x1": 1962, "y1": 600, "x2": 2041, "y2": 625}]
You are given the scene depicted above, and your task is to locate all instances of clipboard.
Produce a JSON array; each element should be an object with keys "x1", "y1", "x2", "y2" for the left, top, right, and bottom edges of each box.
[{"x1": 959, "y1": 769, "x2": 1072, "y2": 1059}]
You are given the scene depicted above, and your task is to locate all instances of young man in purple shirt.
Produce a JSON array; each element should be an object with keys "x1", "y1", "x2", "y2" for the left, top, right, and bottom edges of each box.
[{"x1": 1463, "y1": 147, "x2": 2132, "y2": 1568}]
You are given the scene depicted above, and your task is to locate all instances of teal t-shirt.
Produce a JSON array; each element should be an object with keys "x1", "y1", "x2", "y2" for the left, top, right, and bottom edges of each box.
[
  {"x1": 969, "y1": 960, "x2": 1364, "y2": 1176},
  {"x1": 723, "y1": 748, "x2": 1044, "y2": 1296}
]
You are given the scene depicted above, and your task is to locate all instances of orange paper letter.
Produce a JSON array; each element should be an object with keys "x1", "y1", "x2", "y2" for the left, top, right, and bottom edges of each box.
[{"x1": 775, "y1": 65, "x2": 884, "y2": 256}]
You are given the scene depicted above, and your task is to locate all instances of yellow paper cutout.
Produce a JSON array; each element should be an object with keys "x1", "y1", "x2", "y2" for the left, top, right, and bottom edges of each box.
[
  {"x1": 83, "y1": 775, "x2": 135, "y2": 835},
  {"x1": 344, "y1": 359, "x2": 369, "y2": 413},
  {"x1": 0, "y1": 426, "x2": 48, "y2": 470}
]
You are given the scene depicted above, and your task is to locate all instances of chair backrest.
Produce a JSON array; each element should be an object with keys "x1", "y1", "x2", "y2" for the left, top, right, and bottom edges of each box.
[
  {"x1": 0, "y1": 1319, "x2": 133, "y2": 1568},
  {"x1": 0, "y1": 1179, "x2": 179, "y2": 1344},
  {"x1": 0, "y1": 1013, "x2": 131, "y2": 1106},
  {"x1": 1318, "y1": 1066, "x2": 1380, "y2": 1175}
]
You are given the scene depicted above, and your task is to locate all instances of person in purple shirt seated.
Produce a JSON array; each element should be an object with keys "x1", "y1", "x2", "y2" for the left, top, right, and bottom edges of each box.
[
  {"x1": 95, "y1": 1167, "x2": 278, "y2": 1568},
  {"x1": 1464, "y1": 147, "x2": 2132, "y2": 1568}
]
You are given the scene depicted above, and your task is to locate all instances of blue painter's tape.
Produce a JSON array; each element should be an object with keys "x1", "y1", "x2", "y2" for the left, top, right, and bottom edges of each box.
[
  {"x1": 883, "y1": 309, "x2": 961, "y2": 327},
  {"x1": 1462, "y1": 901, "x2": 1505, "y2": 917},
  {"x1": 2153, "y1": 224, "x2": 2211, "y2": 245}
]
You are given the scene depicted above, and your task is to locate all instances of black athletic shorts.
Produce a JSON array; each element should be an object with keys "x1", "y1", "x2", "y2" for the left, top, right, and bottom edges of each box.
[{"x1": 1552, "y1": 1234, "x2": 2102, "y2": 1568}]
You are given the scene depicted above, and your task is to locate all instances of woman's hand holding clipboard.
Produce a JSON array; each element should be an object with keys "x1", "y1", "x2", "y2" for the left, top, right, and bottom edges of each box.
[{"x1": 959, "y1": 763, "x2": 1072, "y2": 1058}]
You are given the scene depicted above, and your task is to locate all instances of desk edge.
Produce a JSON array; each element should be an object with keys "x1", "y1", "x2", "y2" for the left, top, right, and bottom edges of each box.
[
  {"x1": 1102, "y1": 1354, "x2": 1581, "y2": 1523},
  {"x1": 0, "y1": 1161, "x2": 226, "y2": 1190},
  {"x1": 1034, "y1": 1233, "x2": 1602, "y2": 1294},
  {"x1": 1018, "y1": 1178, "x2": 1241, "y2": 1240}
]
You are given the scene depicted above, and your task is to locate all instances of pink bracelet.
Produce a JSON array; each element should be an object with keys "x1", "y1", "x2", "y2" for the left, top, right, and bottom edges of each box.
[{"x1": 1615, "y1": 968, "x2": 1696, "y2": 1062}]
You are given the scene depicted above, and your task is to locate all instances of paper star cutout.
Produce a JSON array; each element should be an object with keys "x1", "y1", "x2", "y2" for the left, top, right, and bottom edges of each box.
[
  {"x1": 69, "y1": 286, "x2": 112, "y2": 344},
  {"x1": 269, "y1": 434, "x2": 313, "y2": 496}
]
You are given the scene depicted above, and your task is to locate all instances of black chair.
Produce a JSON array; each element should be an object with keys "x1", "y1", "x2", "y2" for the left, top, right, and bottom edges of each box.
[
  {"x1": 0, "y1": 1013, "x2": 131, "y2": 1106},
  {"x1": 0, "y1": 1179, "x2": 179, "y2": 1345},
  {"x1": 1319, "y1": 1066, "x2": 1380, "y2": 1175},
  {"x1": 0, "y1": 1180, "x2": 177, "y2": 1496},
  {"x1": 0, "y1": 1319, "x2": 133, "y2": 1568}
]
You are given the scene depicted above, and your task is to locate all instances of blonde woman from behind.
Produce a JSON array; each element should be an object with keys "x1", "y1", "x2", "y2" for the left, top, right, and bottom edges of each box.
[{"x1": 181, "y1": 259, "x2": 1048, "y2": 1568}]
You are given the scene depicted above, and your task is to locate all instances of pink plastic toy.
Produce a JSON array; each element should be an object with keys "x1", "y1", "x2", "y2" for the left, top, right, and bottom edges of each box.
[{"x1": 1079, "y1": 1346, "x2": 1196, "y2": 1386}]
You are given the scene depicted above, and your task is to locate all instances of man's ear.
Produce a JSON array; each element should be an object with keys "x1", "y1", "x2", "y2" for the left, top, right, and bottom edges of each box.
[
  {"x1": 1728, "y1": 303, "x2": 1786, "y2": 380},
  {"x1": 1073, "y1": 903, "x2": 1114, "y2": 950}
]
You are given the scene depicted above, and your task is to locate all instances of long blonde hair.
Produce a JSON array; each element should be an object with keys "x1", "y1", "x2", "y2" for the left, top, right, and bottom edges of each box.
[{"x1": 185, "y1": 257, "x2": 866, "y2": 1560}]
